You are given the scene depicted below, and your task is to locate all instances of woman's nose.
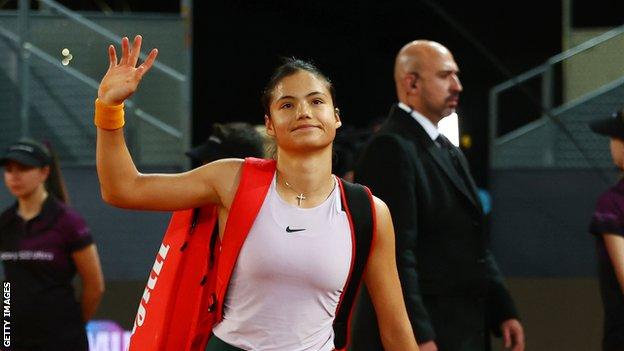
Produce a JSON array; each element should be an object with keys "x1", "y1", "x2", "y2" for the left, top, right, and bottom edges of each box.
[{"x1": 297, "y1": 102, "x2": 312, "y2": 119}]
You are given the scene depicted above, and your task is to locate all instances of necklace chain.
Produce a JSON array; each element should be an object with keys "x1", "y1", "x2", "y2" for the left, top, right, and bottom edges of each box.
[
  {"x1": 280, "y1": 174, "x2": 333, "y2": 207},
  {"x1": 284, "y1": 181, "x2": 307, "y2": 206}
]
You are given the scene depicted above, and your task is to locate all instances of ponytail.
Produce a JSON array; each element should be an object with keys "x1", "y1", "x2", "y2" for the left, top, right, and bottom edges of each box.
[{"x1": 42, "y1": 141, "x2": 69, "y2": 204}]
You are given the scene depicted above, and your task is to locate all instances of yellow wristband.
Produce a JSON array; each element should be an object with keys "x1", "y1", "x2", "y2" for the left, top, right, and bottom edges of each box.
[{"x1": 94, "y1": 98, "x2": 125, "y2": 130}]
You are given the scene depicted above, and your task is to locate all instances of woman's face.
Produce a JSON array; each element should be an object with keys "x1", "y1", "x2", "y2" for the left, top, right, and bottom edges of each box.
[
  {"x1": 611, "y1": 138, "x2": 624, "y2": 170},
  {"x1": 265, "y1": 70, "x2": 341, "y2": 153},
  {"x1": 3, "y1": 161, "x2": 49, "y2": 198}
]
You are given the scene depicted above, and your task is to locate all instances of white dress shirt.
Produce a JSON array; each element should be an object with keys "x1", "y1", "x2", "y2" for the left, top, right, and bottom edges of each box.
[{"x1": 397, "y1": 102, "x2": 440, "y2": 143}]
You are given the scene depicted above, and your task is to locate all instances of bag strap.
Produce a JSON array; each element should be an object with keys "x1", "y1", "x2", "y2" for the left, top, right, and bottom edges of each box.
[
  {"x1": 333, "y1": 179, "x2": 376, "y2": 350},
  {"x1": 213, "y1": 157, "x2": 276, "y2": 320}
]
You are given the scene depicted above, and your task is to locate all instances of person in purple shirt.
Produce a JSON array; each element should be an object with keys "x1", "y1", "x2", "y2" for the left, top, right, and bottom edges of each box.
[
  {"x1": 0, "y1": 138, "x2": 104, "y2": 351},
  {"x1": 589, "y1": 109, "x2": 624, "y2": 351}
]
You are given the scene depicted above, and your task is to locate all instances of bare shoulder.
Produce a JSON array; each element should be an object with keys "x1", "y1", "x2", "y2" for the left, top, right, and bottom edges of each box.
[
  {"x1": 207, "y1": 158, "x2": 245, "y2": 174},
  {"x1": 372, "y1": 195, "x2": 391, "y2": 221},
  {"x1": 371, "y1": 195, "x2": 395, "y2": 240}
]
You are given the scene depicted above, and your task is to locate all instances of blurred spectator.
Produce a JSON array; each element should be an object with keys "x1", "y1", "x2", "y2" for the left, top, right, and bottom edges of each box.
[
  {"x1": 186, "y1": 122, "x2": 265, "y2": 165},
  {"x1": 334, "y1": 125, "x2": 371, "y2": 182},
  {"x1": 589, "y1": 109, "x2": 624, "y2": 351},
  {"x1": 0, "y1": 138, "x2": 104, "y2": 350}
]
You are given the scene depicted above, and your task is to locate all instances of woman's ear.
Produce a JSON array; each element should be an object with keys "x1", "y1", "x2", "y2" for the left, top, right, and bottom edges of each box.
[
  {"x1": 264, "y1": 115, "x2": 276, "y2": 136},
  {"x1": 334, "y1": 108, "x2": 342, "y2": 128},
  {"x1": 41, "y1": 165, "x2": 51, "y2": 181}
]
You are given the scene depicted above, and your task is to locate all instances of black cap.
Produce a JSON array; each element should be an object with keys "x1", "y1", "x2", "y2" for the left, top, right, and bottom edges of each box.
[
  {"x1": 185, "y1": 135, "x2": 224, "y2": 162},
  {"x1": 0, "y1": 138, "x2": 52, "y2": 167},
  {"x1": 185, "y1": 123, "x2": 265, "y2": 163},
  {"x1": 589, "y1": 108, "x2": 624, "y2": 139}
]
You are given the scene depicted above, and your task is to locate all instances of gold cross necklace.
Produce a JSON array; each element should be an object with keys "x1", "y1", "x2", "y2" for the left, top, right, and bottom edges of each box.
[
  {"x1": 279, "y1": 173, "x2": 334, "y2": 207},
  {"x1": 284, "y1": 180, "x2": 307, "y2": 206}
]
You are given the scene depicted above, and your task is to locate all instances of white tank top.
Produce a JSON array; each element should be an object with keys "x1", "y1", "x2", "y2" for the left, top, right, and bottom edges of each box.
[{"x1": 212, "y1": 173, "x2": 352, "y2": 351}]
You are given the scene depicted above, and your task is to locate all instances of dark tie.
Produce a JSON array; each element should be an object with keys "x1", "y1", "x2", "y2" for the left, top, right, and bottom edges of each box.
[{"x1": 436, "y1": 134, "x2": 468, "y2": 184}]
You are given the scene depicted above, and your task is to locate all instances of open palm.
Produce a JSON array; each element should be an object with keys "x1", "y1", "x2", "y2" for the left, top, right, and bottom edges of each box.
[{"x1": 98, "y1": 35, "x2": 158, "y2": 106}]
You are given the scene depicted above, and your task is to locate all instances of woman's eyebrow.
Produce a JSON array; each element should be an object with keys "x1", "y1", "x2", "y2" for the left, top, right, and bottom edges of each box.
[{"x1": 275, "y1": 91, "x2": 326, "y2": 102}]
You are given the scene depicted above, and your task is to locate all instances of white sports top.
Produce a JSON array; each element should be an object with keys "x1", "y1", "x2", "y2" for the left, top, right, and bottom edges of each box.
[{"x1": 212, "y1": 173, "x2": 352, "y2": 351}]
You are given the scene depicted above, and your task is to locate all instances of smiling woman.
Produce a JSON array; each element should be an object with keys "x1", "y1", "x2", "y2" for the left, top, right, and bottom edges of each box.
[
  {"x1": 94, "y1": 35, "x2": 419, "y2": 351},
  {"x1": 265, "y1": 66, "x2": 341, "y2": 171}
]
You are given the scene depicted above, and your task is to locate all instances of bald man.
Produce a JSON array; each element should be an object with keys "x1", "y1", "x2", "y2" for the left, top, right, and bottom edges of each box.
[{"x1": 353, "y1": 41, "x2": 524, "y2": 351}]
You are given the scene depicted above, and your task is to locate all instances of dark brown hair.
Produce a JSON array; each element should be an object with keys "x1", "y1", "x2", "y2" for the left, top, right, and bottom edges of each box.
[
  {"x1": 261, "y1": 57, "x2": 336, "y2": 116},
  {"x1": 41, "y1": 141, "x2": 70, "y2": 204}
]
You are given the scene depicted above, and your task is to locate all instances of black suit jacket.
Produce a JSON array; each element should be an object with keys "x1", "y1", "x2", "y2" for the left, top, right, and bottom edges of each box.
[{"x1": 352, "y1": 105, "x2": 518, "y2": 350}]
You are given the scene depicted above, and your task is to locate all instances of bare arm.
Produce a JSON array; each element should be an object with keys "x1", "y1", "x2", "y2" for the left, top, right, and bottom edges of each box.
[
  {"x1": 96, "y1": 35, "x2": 238, "y2": 211},
  {"x1": 365, "y1": 196, "x2": 419, "y2": 351},
  {"x1": 604, "y1": 233, "x2": 624, "y2": 293},
  {"x1": 72, "y1": 244, "x2": 105, "y2": 322}
]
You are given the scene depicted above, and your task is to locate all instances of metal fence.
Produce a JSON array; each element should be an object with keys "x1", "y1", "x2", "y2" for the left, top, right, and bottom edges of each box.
[{"x1": 0, "y1": 0, "x2": 190, "y2": 167}]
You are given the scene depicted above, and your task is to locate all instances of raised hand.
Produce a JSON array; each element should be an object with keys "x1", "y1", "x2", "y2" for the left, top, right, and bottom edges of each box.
[{"x1": 97, "y1": 35, "x2": 158, "y2": 106}]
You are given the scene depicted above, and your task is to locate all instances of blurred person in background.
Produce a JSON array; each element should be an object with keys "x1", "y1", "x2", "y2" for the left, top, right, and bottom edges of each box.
[
  {"x1": 332, "y1": 141, "x2": 356, "y2": 182},
  {"x1": 353, "y1": 39, "x2": 523, "y2": 351},
  {"x1": 333, "y1": 126, "x2": 371, "y2": 182},
  {"x1": 186, "y1": 122, "x2": 266, "y2": 166},
  {"x1": 589, "y1": 109, "x2": 624, "y2": 351},
  {"x1": 0, "y1": 138, "x2": 104, "y2": 350}
]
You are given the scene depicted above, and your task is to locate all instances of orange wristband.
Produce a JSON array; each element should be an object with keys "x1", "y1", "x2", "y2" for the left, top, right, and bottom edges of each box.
[{"x1": 94, "y1": 98, "x2": 125, "y2": 130}]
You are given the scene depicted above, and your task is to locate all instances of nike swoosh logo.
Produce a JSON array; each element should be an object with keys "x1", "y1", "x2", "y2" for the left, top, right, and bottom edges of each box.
[{"x1": 286, "y1": 226, "x2": 306, "y2": 233}]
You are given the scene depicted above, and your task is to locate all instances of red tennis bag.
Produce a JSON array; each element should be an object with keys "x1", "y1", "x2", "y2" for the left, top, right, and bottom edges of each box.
[{"x1": 128, "y1": 158, "x2": 275, "y2": 351}]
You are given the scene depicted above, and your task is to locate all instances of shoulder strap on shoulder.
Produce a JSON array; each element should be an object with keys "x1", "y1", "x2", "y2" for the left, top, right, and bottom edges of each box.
[
  {"x1": 213, "y1": 157, "x2": 275, "y2": 320},
  {"x1": 333, "y1": 179, "x2": 376, "y2": 350}
]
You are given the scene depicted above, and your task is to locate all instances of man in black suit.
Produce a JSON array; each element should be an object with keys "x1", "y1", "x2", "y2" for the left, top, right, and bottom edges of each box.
[{"x1": 353, "y1": 40, "x2": 525, "y2": 351}]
